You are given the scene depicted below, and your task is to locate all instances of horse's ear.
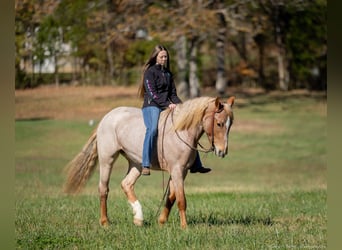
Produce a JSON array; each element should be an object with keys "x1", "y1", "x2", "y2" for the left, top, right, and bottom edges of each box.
[
  {"x1": 215, "y1": 97, "x2": 220, "y2": 108},
  {"x1": 227, "y1": 96, "x2": 235, "y2": 107}
]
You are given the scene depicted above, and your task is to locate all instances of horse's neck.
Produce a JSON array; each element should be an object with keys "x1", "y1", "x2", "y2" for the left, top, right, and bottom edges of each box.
[
  {"x1": 159, "y1": 109, "x2": 205, "y2": 145},
  {"x1": 192, "y1": 126, "x2": 204, "y2": 142},
  {"x1": 177, "y1": 125, "x2": 204, "y2": 147}
]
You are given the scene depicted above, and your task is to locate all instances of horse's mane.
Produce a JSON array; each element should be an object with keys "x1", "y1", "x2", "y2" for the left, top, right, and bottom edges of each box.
[{"x1": 161, "y1": 97, "x2": 216, "y2": 131}]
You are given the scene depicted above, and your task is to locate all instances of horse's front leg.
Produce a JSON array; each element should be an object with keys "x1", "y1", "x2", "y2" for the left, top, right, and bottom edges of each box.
[
  {"x1": 121, "y1": 164, "x2": 143, "y2": 226},
  {"x1": 176, "y1": 184, "x2": 187, "y2": 229},
  {"x1": 171, "y1": 169, "x2": 188, "y2": 228},
  {"x1": 158, "y1": 179, "x2": 176, "y2": 225}
]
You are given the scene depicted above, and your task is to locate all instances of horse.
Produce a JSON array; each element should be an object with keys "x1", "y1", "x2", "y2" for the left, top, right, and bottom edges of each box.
[{"x1": 64, "y1": 96, "x2": 235, "y2": 228}]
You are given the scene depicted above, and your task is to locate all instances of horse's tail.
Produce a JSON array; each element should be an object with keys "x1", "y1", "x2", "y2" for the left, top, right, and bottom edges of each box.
[{"x1": 63, "y1": 128, "x2": 98, "y2": 194}]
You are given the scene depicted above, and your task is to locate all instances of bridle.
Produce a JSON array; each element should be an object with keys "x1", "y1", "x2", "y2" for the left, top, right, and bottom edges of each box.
[
  {"x1": 171, "y1": 103, "x2": 226, "y2": 153},
  {"x1": 156, "y1": 103, "x2": 226, "y2": 215},
  {"x1": 156, "y1": 102, "x2": 228, "y2": 217},
  {"x1": 205, "y1": 104, "x2": 225, "y2": 150}
]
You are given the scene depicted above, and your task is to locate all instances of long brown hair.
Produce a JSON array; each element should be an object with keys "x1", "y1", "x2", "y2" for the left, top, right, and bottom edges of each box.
[{"x1": 138, "y1": 45, "x2": 170, "y2": 98}]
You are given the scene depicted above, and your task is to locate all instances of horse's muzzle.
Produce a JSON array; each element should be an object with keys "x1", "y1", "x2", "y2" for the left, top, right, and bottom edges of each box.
[{"x1": 214, "y1": 148, "x2": 227, "y2": 158}]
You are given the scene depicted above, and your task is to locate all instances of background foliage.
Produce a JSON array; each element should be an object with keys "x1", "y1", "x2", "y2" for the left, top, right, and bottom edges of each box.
[{"x1": 15, "y1": 0, "x2": 327, "y2": 93}]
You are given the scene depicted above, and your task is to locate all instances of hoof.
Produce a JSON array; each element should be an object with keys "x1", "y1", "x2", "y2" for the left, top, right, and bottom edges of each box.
[
  {"x1": 133, "y1": 218, "x2": 143, "y2": 226},
  {"x1": 100, "y1": 219, "x2": 110, "y2": 228},
  {"x1": 158, "y1": 218, "x2": 166, "y2": 226},
  {"x1": 158, "y1": 222, "x2": 166, "y2": 228},
  {"x1": 158, "y1": 213, "x2": 167, "y2": 225}
]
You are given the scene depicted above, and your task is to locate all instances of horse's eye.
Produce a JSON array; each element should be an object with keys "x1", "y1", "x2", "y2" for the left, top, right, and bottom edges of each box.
[{"x1": 217, "y1": 122, "x2": 224, "y2": 128}]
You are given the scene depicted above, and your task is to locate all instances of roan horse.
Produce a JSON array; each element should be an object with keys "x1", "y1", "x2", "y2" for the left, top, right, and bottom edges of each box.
[{"x1": 64, "y1": 96, "x2": 235, "y2": 228}]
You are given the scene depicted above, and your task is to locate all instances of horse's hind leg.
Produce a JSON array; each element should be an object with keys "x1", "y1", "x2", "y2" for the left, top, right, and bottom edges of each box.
[
  {"x1": 98, "y1": 152, "x2": 119, "y2": 227},
  {"x1": 158, "y1": 179, "x2": 176, "y2": 225},
  {"x1": 121, "y1": 161, "x2": 143, "y2": 226}
]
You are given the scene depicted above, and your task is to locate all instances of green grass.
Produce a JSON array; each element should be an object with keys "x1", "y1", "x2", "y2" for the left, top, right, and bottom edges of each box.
[
  {"x1": 16, "y1": 190, "x2": 326, "y2": 249},
  {"x1": 15, "y1": 92, "x2": 327, "y2": 249}
]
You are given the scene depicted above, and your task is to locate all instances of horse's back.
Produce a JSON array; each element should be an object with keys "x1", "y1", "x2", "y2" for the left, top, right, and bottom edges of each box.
[
  {"x1": 98, "y1": 106, "x2": 144, "y2": 138},
  {"x1": 99, "y1": 106, "x2": 141, "y2": 126},
  {"x1": 97, "y1": 107, "x2": 145, "y2": 162}
]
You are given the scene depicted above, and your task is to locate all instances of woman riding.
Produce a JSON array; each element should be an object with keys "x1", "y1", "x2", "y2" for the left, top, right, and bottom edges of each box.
[{"x1": 138, "y1": 44, "x2": 211, "y2": 176}]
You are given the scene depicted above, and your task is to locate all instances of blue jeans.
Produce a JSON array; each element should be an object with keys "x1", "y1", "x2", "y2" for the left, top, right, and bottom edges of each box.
[
  {"x1": 142, "y1": 106, "x2": 161, "y2": 167},
  {"x1": 142, "y1": 106, "x2": 203, "y2": 169}
]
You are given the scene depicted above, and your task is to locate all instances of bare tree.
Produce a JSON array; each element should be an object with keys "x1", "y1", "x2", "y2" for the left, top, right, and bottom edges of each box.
[
  {"x1": 215, "y1": 10, "x2": 227, "y2": 96},
  {"x1": 272, "y1": 1, "x2": 289, "y2": 90},
  {"x1": 189, "y1": 37, "x2": 201, "y2": 97},
  {"x1": 144, "y1": 0, "x2": 217, "y2": 98},
  {"x1": 258, "y1": 0, "x2": 289, "y2": 90},
  {"x1": 174, "y1": 36, "x2": 189, "y2": 99}
]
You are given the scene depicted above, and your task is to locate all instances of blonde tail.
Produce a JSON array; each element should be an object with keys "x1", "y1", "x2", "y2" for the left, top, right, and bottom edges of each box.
[{"x1": 64, "y1": 129, "x2": 98, "y2": 194}]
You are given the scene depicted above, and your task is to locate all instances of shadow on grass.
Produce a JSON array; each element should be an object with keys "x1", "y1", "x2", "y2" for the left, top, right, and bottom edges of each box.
[
  {"x1": 187, "y1": 213, "x2": 273, "y2": 227},
  {"x1": 16, "y1": 117, "x2": 52, "y2": 122}
]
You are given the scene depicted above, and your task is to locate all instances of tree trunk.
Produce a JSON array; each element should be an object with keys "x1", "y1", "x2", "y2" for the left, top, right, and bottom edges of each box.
[
  {"x1": 30, "y1": 52, "x2": 35, "y2": 88},
  {"x1": 215, "y1": 12, "x2": 227, "y2": 96},
  {"x1": 189, "y1": 38, "x2": 200, "y2": 98},
  {"x1": 72, "y1": 55, "x2": 77, "y2": 85},
  {"x1": 174, "y1": 36, "x2": 189, "y2": 99},
  {"x1": 105, "y1": 5, "x2": 115, "y2": 85},
  {"x1": 276, "y1": 45, "x2": 288, "y2": 91},
  {"x1": 54, "y1": 52, "x2": 59, "y2": 88},
  {"x1": 275, "y1": 28, "x2": 289, "y2": 91},
  {"x1": 106, "y1": 43, "x2": 115, "y2": 85},
  {"x1": 254, "y1": 34, "x2": 266, "y2": 88},
  {"x1": 273, "y1": 3, "x2": 289, "y2": 91}
]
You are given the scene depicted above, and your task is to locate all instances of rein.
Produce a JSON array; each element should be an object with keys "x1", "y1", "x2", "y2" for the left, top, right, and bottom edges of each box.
[
  {"x1": 170, "y1": 105, "x2": 224, "y2": 153},
  {"x1": 155, "y1": 109, "x2": 172, "y2": 219},
  {"x1": 206, "y1": 105, "x2": 225, "y2": 151},
  {"x1": 155, "y1": 104, "x2": 224, "y2": 218},
  {"x1": 156, "y1": 107, "x2": 210, "y2": 218},
  {"x1": 155, "y1": 175, "x2": 171, "y2": 219},
  {"x1": 170, "y1": 109, "x2": 212, "y2": 153}
]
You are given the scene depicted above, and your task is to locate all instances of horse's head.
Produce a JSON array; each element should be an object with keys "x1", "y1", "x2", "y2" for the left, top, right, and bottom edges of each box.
[{"x1": 203, "y1": 97, "x2": 235, "y2": 158}]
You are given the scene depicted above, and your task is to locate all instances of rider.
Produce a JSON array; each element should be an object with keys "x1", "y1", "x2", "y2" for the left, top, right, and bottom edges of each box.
[{"x1": 138, "y1": 44, "x2": 211, "y2": 176}]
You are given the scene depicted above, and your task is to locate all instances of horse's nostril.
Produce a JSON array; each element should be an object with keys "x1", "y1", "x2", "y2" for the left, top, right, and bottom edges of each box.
[{"x1": 215, "y1": 149, "x2": 226, "y2": 158}]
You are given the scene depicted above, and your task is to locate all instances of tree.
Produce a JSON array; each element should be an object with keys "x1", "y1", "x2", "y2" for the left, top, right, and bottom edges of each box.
[
  {"x1": 215, "y1": 9, "x2": 227, "y2": 96},
  {"x1": 15, "y1": 0, "x2": 327, "y2": 91},
  {"x1": 284, "y1": 0, "x2": 327, "y2": 90},
  {"x1": 54, "y1": 0, "x2": 89, "y2": 84},
  {"x1": 35, "y1": 16, "x2": 63, "y2": 87},
  {"x1": 144, "y1": 0, "x2": 218, "y2": 98},
  {"x1": 271, "y1": 1, "x2": 289, "y2": 90},
  {"x1": 15, "y1": 0, "x2": 39, "y2": 88},
  {"x1": 15, "y1": 0, "x2": 62, "y2": 88},
  {"x1": 174, "y1": 36, "x2": 189, "y2": 99}
]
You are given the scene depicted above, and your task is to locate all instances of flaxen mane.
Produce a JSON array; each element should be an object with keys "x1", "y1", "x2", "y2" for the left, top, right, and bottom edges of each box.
[{"x1": 161, "y1": 97, "x2": 216, "y2": 131}]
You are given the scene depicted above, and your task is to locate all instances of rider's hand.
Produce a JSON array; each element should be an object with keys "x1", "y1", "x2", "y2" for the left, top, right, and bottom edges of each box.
[{"x1": 168, "y1": 103, "x2": 177, "y2": 110}]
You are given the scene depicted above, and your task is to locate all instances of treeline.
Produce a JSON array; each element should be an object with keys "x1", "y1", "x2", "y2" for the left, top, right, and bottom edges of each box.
[{"x1": 15, "y1": 0, "x2": 327, "y2": 97}]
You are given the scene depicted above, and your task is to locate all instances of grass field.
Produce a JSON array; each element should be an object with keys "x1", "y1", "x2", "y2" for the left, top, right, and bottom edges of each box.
[{"x1": 15, "y1": 86, "x2": 327, "y2": 249}]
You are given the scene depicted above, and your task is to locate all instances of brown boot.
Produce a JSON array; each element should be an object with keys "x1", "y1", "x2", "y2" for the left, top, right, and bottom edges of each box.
[{"x1": 142, "y1": 167, "x2": 150, "y2": 176}]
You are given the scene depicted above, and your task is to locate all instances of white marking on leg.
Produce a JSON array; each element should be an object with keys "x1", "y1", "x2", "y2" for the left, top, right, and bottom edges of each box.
[{"x1": 130, "y1": 200, "x2": 143, "y2": 226}]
